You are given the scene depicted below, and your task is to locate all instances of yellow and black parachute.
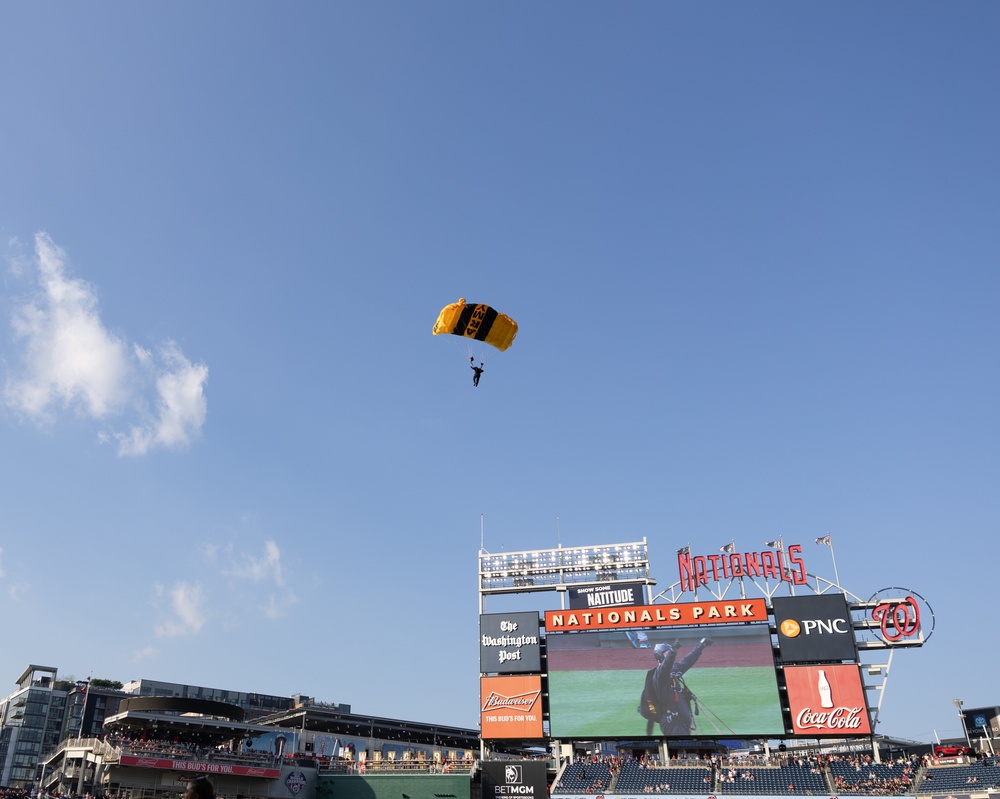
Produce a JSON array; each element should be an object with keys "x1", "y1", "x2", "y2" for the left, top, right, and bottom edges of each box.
[{"x1": 432, "y1": 298, "x2": 518, "y2": 352}]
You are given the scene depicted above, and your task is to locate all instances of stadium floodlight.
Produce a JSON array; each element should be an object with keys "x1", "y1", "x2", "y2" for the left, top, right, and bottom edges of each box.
[
  {"x1": 953, "y1": 699, "x2": 973, "y2": 749},
  {"x1": 478, "y1": 539, "x2": 652, "y2": 595}
]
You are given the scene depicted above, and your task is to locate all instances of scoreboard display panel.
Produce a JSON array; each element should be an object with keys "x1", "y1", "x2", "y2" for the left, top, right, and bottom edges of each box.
[{"x1": 547, "y1": 625, "x2": 784, "y2": 738}]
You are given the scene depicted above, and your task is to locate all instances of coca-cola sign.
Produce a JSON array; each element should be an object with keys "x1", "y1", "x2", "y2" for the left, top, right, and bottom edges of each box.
[
  {"x1": 785, "y1": 664, "x2": 872, "y2": 736},
  {"x1": 795, "y1": 705, "x2": 866, "y2": 731}
]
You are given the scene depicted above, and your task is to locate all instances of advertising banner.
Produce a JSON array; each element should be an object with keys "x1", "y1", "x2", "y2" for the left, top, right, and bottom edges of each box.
[
  {"x1": 568, "y1": 582, "x2": 646, "y2": 610},
  {"x1": 964, "y1": 706, "x2": 1000, "y2": 739},
  {"x1": 480, "y1": 612, "x2": 542, "y2": 674},
  {"x1": 547, "y1": 625, "x2": 784, "y2": 738},
  {"x1": 785, "y1": 664, "x2": 872, "y2": 735},
  {"x1": 480, "y1": 675, "x2": 544, "y2": 739},
  {"x1": 481, "y1": 761, "x2": 548, "y2": 799},
  {"x1": 773, "y1": 593, "x2": 857, "y2": 663},
  {"x1": 244, "y1": 730, "x2": 299, "y2": 759},
  {"x1": 118, "y1": 755, "x2": 280, "y2": 778},
  {"x1": 545, "y1": 599, "x2": 767, "y2": 632}
]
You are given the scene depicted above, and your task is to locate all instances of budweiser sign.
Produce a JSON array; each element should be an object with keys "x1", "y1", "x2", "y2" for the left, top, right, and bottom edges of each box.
[
  {"x1": 482, "y1": 690, "x2": 540, "y2": 712},
  {"x1": 480, "y1": 676, "x2": 544, "y2": 739},
  {"x1": 117, "y1": 755, "x2": 280, "y2": 778}
]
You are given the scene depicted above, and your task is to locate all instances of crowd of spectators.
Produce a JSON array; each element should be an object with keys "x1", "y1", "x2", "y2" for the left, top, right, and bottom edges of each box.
[
  {"x1": 107, "y1": 733, "x2": 280, "y2": 767},
  {"x1": 551, "y1": 749, "x2": 1000, "y2": 796},
  {"x1": 827, "y1": 753, "x2": 918, "y2": 795},
  {"x1": 2, "y1": 792, "x2": 94, "y2": 799},
  {"x1": 553, "y1": 755, "x2": 618, "y2": 793}
]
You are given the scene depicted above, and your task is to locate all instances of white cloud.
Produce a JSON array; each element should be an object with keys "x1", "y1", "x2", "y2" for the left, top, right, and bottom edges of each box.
[
  {"x1": 154, "y1": 580, "x2": 207, "y2": 637},
  {"x1": 140, "y1": 540, "x2": 298, "y2": 654},
  {"x1": 201, "y1": 542, "x2": 220, "y2": 561},
  {"x1": 4, "y1": 232, "x2": 208, "y2": 455},
  {"x1": 261, "y1": 591, "x2": 299, "y2": 620},
  {"x1": 222, "y1": 539, "x2": 299, "y2": 620},
  {"x1": 224, "y1": 539, "x2": 285, "y2": 585},
  {"x1": 8, "y1": 580, "x2": 29, "y2": 602},
  {"x1": 115, "y1": 343, "x2": 208, "y2": 456},
  {"x1": 0, "y1": 548, "x2": 28, "y2": 600},
  {"x1": 4, "y1": 233, "x2": 129, "y2": 420},
  {"x1": 132, "y1": 645, "x2": 159, "y2": 662}
]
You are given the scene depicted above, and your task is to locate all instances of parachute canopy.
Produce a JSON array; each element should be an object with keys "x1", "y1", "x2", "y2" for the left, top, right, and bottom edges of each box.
[{"x1": 432, "y1": 298, "x2": 518, "y2": 352}]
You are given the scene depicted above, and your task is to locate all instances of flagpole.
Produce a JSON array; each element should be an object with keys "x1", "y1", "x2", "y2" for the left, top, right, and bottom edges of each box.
[
  {"x1": 828, "y1": 535, "x2": 842, "y2": 588},
  {"x1": 816, "y1": 533, "x2": 841, "y2": 588},
  {"x1": 762, "y1": 538, "x2": 784, "y2": 598},
  {"x1": 718, "y1": 540, "x2": 740, "y2": 599},
  {"x1": 79, "y1": 674, "x2": 92, "y2": 741},
  {"x1": 731, "y1": 539, "x2": 744, "y2": 599}
]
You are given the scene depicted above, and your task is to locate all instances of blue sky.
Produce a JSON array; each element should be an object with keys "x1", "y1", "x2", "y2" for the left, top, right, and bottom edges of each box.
[{"x1": 1, "y1": 3, "x2": 997, "y2": 745}]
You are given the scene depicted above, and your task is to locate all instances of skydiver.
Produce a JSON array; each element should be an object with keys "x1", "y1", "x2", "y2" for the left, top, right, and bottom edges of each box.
[
  {"x1": 470, "y1": 357, "x2": 484, "y2": 387},
  {"x1": 638, "y1": 636, "x2": 713, "y2": 735}
]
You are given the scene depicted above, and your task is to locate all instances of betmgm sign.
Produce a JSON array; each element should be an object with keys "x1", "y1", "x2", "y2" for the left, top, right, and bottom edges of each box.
[{"x1": 481, "y1": 761, "x2": 548, "y2": 799}]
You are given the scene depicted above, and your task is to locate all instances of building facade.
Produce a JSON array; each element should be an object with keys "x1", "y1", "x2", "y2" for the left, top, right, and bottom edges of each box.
[{"x1": 0, "y1": 666, "x2": 68, "y2": 788}]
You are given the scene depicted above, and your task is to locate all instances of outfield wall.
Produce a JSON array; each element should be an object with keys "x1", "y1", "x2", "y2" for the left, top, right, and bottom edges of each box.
[{"x1": 316, "y1": 773, "x2": 472, "y2": 799}]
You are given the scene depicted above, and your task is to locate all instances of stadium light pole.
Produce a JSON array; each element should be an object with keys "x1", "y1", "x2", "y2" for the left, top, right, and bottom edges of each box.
[{"x1": 953, "y1": 699, "x2": 972, "y2": 749}]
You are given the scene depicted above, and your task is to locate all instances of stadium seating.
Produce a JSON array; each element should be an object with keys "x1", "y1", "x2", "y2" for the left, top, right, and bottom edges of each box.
[
  {"x1": 552, "y1": 754, "x2": 1000, "y2": 796},
  {"x1": 715, "y1": 765, "x2": 827, "y2": 795},
  {"x1": 916, "y1": 762, "x2": 1000, "y2": 794},
  {"x1": 552, "y1": 760, "x2": 614, "y2": 794},
  {"x1": 614, "y1": 761, "x2": 713, "y2": 794}
]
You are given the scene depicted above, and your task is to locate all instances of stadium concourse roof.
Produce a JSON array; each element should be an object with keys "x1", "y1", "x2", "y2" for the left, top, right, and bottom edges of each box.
[
  {"x1": 104, "y1": 696, "x2": 278, "y2": 744},
  {"x1": 254, "y1": 703, "x2": 484, "y2": 751},
  {"x1": 105, "y1": 696, "x2": 493, "y2": 753}
]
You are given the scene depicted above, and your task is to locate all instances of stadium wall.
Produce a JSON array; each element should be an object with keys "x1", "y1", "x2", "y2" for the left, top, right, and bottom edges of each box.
[{"x1": 316, "y1": 773, "x2": 472, "y2": 799}]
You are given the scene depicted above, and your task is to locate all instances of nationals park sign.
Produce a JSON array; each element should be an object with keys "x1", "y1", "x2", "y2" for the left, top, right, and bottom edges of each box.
[{"x1": 545, "y1": 599, "x2": 767, "y2": 631}]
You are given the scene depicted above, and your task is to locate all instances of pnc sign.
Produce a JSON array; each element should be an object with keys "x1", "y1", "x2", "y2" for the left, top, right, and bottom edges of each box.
[{"x1": 772, "y1": 594, "x2": 857, "y2": 663}]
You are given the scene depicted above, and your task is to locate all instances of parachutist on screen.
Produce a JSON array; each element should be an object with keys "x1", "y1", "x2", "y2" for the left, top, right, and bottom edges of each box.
[{"x1": 638, "y1": 636, "x2": 712, "y2": 735}]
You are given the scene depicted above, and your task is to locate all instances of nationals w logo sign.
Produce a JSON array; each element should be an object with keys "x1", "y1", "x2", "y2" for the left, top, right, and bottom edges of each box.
[{"x1": 868, "y1": 587, "x2": 934, "y2": 646}]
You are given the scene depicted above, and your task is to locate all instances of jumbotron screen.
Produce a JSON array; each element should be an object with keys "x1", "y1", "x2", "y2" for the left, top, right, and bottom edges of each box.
[{"x1": 547, "y1": 625, "x2": 785, "y2": 738}]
